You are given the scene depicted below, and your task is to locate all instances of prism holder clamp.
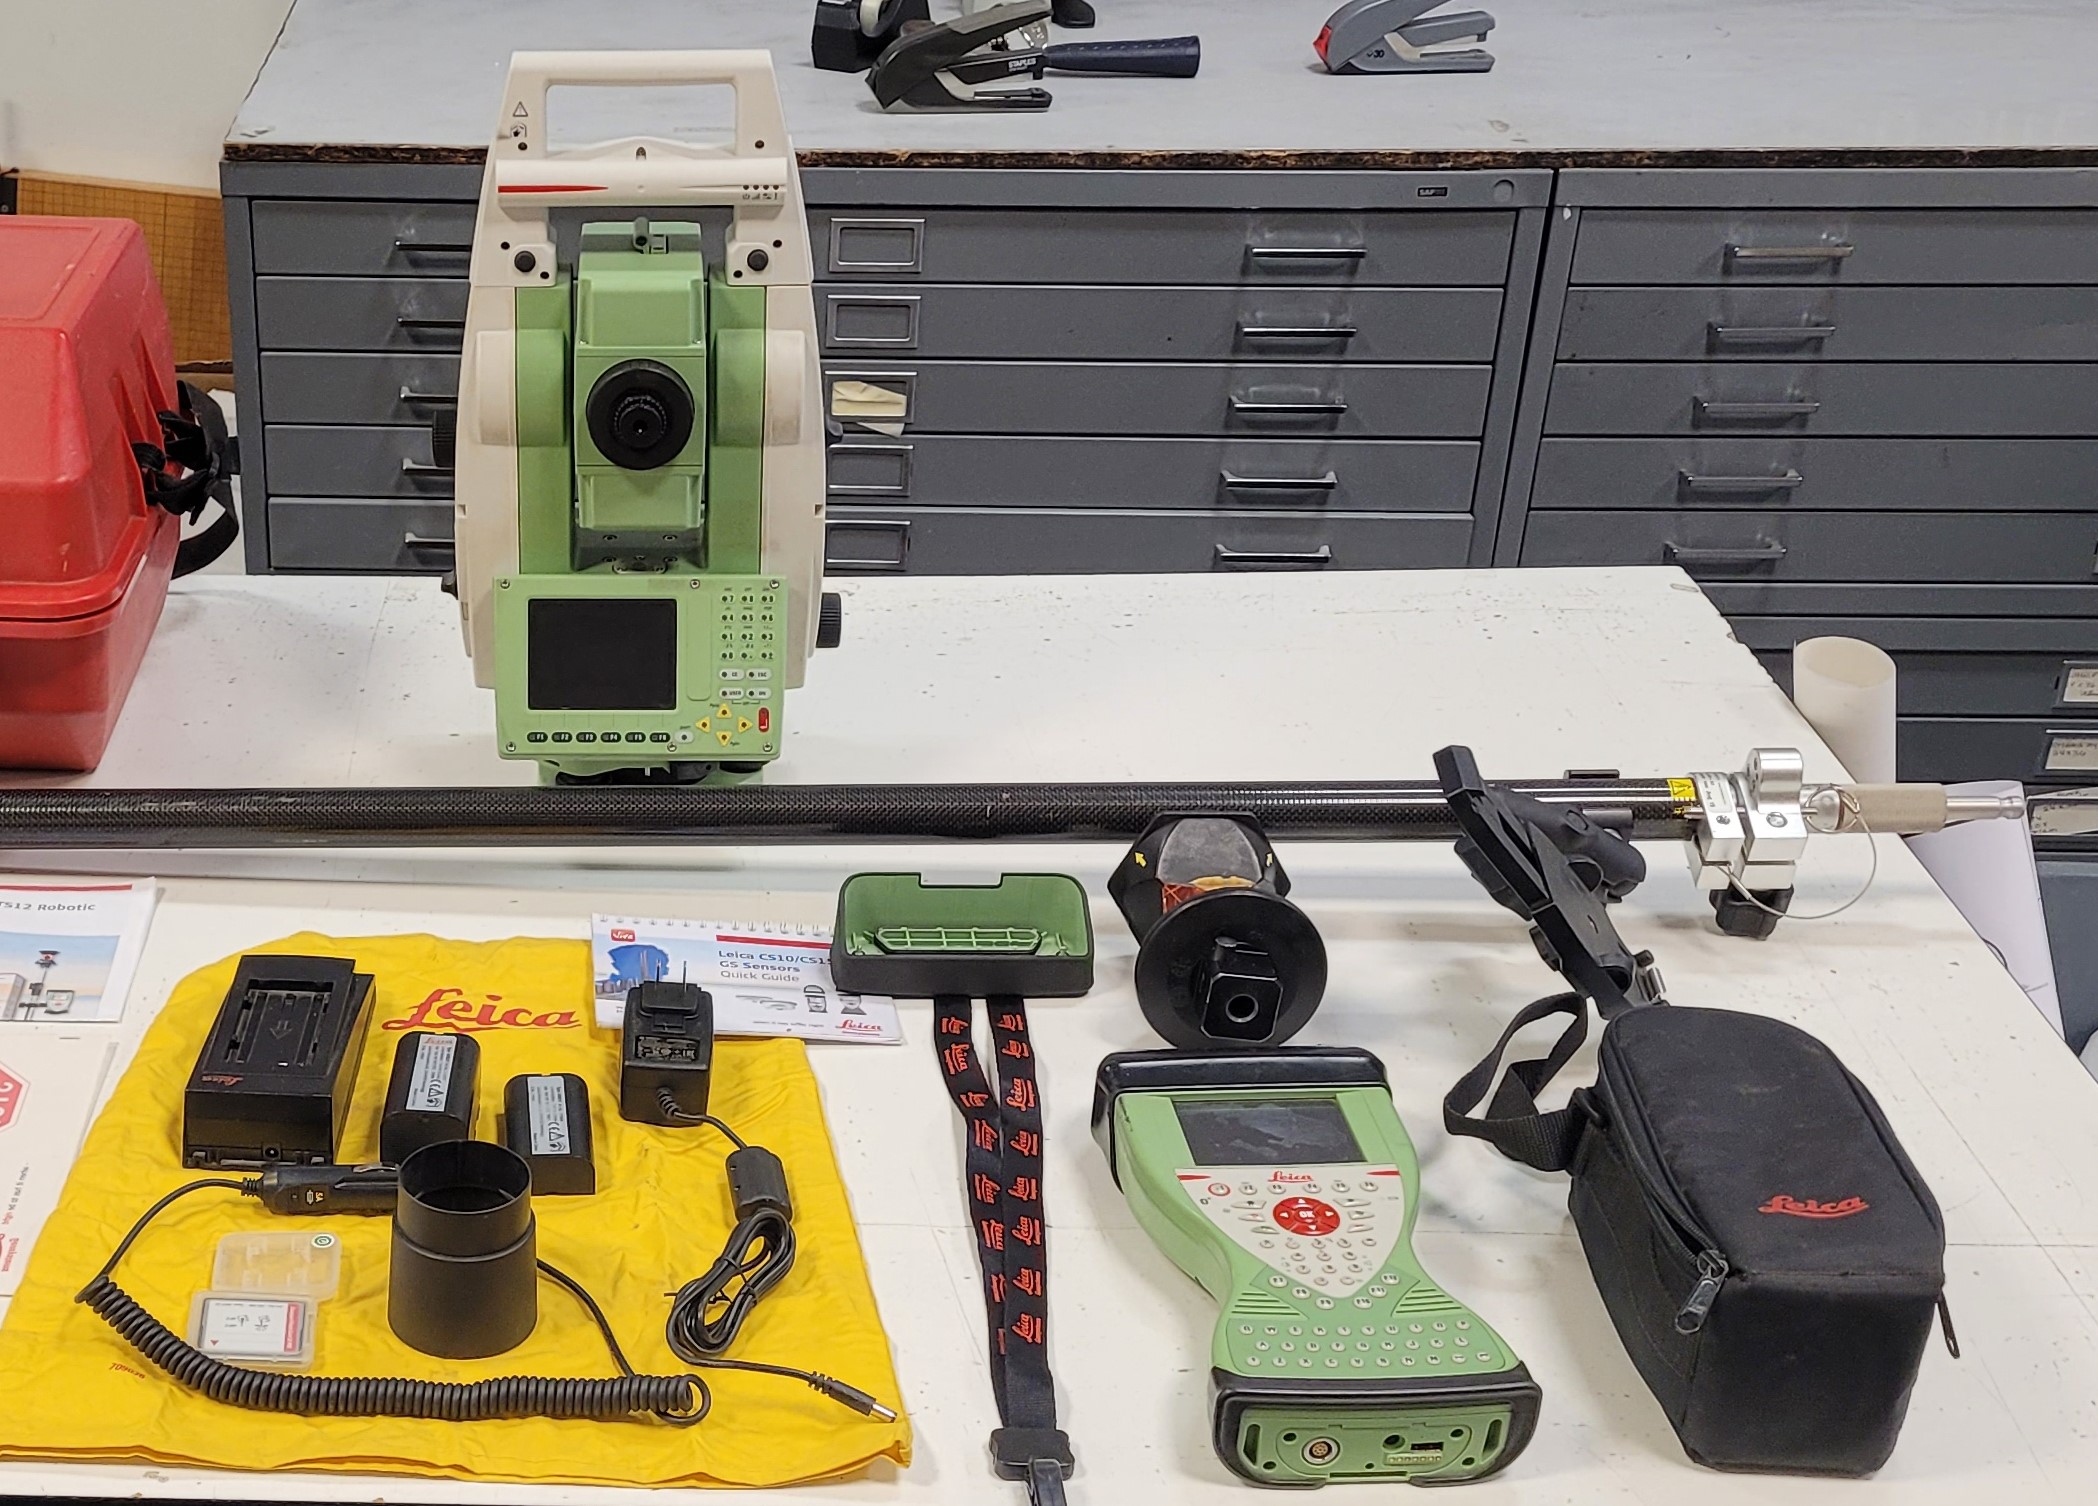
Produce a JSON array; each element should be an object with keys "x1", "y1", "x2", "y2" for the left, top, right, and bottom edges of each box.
[
  {"x1": 1435, "y1": 745, "x2": 1663, "y2": 1019},
  {"x1": 1315, "y1": 0, "x2": 1497, "y2": 73},
  {"x1": 1109, "y1": 816, "x2": 1328, "y2": 1050},
  {"x1": 1092, "y1": 1048, "x2": 1541, "y2": 1485}
]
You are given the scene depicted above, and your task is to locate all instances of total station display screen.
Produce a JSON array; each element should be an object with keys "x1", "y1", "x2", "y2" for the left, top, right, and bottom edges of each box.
[
  {"x1": 1173, "y1": 1096, "x2": 1363, "y2": 1166},
  {"x1": 526, "y1": 598, "x2": 678, "y2": 710}
]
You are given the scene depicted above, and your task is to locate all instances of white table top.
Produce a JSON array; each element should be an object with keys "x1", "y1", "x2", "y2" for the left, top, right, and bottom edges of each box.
[
  {"x1": 4, "y1": 567, "x2": 2096, "y2": 1505},
  {"x1": 226, "y1": 0, "x2": 2098, "y2": 161}
]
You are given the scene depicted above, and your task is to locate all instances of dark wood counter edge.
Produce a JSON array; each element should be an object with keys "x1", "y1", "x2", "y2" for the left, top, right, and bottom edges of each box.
[{"x1": 223, "y1": 142, "x2": 2098, "y2": 169}]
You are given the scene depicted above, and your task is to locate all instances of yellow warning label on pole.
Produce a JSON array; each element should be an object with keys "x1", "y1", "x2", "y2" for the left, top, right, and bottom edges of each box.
[{"x1": 1668, "y1": 778, "x2": 1698, "y2": 804}]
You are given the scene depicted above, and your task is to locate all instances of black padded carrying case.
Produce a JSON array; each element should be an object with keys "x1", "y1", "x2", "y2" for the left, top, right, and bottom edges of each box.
[{"x1": 1446, "y1": 993, "x2": 1953, "y2": 1475}]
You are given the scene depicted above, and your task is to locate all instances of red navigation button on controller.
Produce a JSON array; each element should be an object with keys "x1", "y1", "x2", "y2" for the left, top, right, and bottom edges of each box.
[{"x1": 1272, "y1": 1196, "x2": 1340, "y2": 1236}]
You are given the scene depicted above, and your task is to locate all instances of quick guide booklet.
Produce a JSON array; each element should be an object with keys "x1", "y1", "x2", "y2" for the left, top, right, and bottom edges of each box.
[{"x1": 591, "y1": 915, "x2": 902, "y2": 1044}]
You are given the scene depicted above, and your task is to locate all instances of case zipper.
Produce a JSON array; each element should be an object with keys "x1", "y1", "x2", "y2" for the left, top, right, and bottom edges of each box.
[
  {"x1": 1601, "y1": 1042, "x2": 1733, "y2": 1335},
  {"x1": 1675, "y1": 1251, "x2": 1730, "y2": 1334}
]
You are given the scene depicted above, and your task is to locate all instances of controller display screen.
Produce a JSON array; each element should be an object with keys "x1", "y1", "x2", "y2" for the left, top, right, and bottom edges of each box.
[
  {"x1": 527, "y1": 597, "x2": 677, "y2": 710},
  {"x1": 1174, "y1": 1096, "x2": 1362, "y2": 1166}
]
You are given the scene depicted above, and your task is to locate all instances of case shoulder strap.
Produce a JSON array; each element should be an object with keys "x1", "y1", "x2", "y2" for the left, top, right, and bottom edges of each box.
[
  {"x1": 1442, "y1": 990, "x2": 1592, "y2": 1173},
  {"x1": 133, "y1": 380, "x2": 240, "y2": 577}
]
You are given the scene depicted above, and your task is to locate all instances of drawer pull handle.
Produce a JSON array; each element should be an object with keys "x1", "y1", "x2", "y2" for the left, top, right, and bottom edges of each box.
[
  {"x1": 400, "y1": 459, "x2": 454, "y2": 477},
  {"x1": 1249, "y1": 246, "x2": 1368, "y2": 261},
  {"x1": 402, "y1": 532, "x2": 455, "y2": 552},
  {"x1": 1663, "y1": 539, "x2": 1787, "y2": 567},
  {"x1": 1725, "y1": 243, "x2": 1856, "y2": 262},
  {"x1": 827, "y1": 519, "x2": 912, "y2": 572},
  {"x1": 1693, "y1": 398, "x2": 1821, "y2": 424},
  {"x1": 393, "y1": 239, "x2": 473, "y2": 256},
  {"x1": 1708, "y1": 323, "x2": 1837, "y2": 348},
  {"x1": 1229, "y1": 399, "x2": 1350, "y2": 416},
  {"x1": 399, "y1": 387, "x2": 459, "y2": 406},
  {"x1": 1215, "y1": 544, "x2": 1334, "y2": 570},
  {"x1": 1678, "y1": 469, "x2": 1806, "y2": 494},
  {"x1": 396, "y1": 316, "x2": 467, "y2": 331},
  {"x1": 1238, "y1": 324, "x2": 1359, "y2": 341},
  {"x1": 1220, "y1": 470, "x2": 1340, "y2": 492}
]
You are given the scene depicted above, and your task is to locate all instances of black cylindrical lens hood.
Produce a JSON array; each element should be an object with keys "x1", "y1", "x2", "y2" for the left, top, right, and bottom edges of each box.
[{"x1": 388, "y1": 1140, "x2": 537, "y2": 1358}]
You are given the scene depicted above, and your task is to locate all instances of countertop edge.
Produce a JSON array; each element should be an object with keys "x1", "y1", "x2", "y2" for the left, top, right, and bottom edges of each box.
[{"x1": 220, "y1": 143, "x2": 2098, "y2": 169}]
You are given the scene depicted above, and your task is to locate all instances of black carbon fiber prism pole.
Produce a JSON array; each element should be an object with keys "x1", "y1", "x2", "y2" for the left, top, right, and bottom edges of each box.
[{"x1": 0, "y1": 780, "x2": 1691, "y2": 850}]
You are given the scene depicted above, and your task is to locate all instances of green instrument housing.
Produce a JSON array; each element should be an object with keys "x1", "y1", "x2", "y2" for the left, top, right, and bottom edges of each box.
[
  {"x1": 495, "y1": 220, "x2": 776, "y2": 781},
  {"x1": 1092, "y1": 1049, "x2": 1540, "y2": 1487}
]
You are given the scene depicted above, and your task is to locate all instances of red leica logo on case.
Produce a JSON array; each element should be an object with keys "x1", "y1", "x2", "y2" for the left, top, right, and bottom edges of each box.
[{"x1": 1758, "y1": 1194, "x2": 1870, "y2": 1219}]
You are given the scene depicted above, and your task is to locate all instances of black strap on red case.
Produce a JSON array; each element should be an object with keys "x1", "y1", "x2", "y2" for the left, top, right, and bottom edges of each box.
[
  {"x1": 133, "y1": 379, "x2": 240, "y2": 576},
  {"x1": 934, "y1": 992, "x2": 1072, "y2": 1506}
]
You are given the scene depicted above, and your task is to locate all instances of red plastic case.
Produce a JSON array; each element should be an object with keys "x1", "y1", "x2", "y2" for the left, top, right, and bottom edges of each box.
[{"x1": 0, "y1": 217, "x2": 183, "y2": 771}]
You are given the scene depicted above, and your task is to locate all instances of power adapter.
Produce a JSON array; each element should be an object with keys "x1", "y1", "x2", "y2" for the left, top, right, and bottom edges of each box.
[{"x1": 620, "y1": 981, "x2": 714, "y2": 1125}]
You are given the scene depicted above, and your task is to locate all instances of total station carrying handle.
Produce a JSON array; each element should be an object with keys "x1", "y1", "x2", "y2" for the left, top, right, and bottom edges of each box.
[{"x1": 472, "y1": 50, "x2": 810, "y2": 288}]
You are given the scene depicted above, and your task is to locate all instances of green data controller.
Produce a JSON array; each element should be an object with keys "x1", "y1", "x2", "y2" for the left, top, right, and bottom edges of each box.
[{"x1": 1092, "y1": 1048, "x2": 1539, "y2": 1487}]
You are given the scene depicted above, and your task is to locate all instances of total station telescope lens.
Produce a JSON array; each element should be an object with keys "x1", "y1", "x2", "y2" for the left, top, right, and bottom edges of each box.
[{"x1": 587, "y1": 359, "x2": 694, "y2": 470}]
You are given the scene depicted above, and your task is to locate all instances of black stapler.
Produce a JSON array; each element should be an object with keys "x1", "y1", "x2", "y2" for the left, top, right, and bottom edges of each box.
[
  {"x1": 868, "y1": 1, "x2": 1198, "y2": 111},
  {"x1": 868, "y1": 3, "x2": 1056, "y2": 111}
]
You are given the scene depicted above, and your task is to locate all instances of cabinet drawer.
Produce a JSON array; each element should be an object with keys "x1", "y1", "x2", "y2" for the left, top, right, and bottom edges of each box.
[
  {"x1": 819, "y1": 285, "x2": 1501, "y2": 362},
  {"x1": 826, "y1": 435, "x2": 1478, "y2": 511},
  {"x1": 1521, "y1": 509, "x2": 2098, "y2": 585},
  {"x1": 266, "y1": 425, "x2": 454, "y2": 498},
  {"x1": 1544, "y1": 363, "x2": 2098, "y2": 436},
  {"x1": 1558, "y1": 286, "x2": 2098, "y2": 362},
  {"x1": 1736, "y1": 618, "x2": 2098, "y2": 716},
  {"x1": 1572, "y1": 209, "x2": 2098, "y2": 286},
  {"x1": 1704, "y1": 582, "x2": 2098, "y2": 619},
  {"x1": 251, "y1": 199, "x2": 476, "y2": 276},
  {"x1": 1533, "y1": 438, "x2": 2098, "y2": 512},
  {"x1": 1900, "y1": 718, "x2": 2098, "y2": 784},
  {"x1": 268, "y1": 497, "x2": 455, "y2": 572},
  {"x1": 811, "y1": 208, "x2": 1515, "y2": 285},
  {"x1": 261, "y1": 352, "x2": 460, "y2": 425},
  {"x1": 823, "y1": 507, "x2": 1472, "y2": 575},
  {"x1": 824, "y1": 362, "x2": 1490, "y2": 437},
  {"x1": 256, "y1": 276, "x2": 469, "y2": 351}
]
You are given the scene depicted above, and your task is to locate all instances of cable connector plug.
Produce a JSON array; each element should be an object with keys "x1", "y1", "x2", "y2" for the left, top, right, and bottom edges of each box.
[
  {"x1": 243, "y1": 1163, "x2": 399, "y2": 1214},
  {"x1": 809, "y1": 1372, "x2": 899, "y2": 1422}
]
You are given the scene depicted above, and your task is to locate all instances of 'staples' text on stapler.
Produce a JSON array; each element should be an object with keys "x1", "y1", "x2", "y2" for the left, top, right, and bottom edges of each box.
[{"x1": 1315, "y1": 0, "x2": 1497, "y2": 74}]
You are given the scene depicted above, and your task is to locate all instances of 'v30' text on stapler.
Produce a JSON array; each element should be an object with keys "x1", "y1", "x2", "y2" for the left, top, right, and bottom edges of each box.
[{"x1": 1315, "y1": 0, "x2": 1497, "y2": 74}]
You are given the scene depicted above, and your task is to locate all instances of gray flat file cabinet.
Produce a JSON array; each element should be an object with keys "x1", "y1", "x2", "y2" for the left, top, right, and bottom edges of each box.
[
  {"x1": 222, "y1": 164, "x2": 1550, "y2": 580},
  {"x1": 1501, "y1": 168, "x2": 2098, "y2": 786}
]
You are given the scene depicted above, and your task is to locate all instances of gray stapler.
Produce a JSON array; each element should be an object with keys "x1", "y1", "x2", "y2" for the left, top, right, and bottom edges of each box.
[{"x1": 1315, "y1": 0, "x2": 1496, "y2": 73}]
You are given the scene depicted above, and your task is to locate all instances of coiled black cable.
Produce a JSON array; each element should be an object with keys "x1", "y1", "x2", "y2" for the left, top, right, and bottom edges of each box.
[
  {"x1": 78, "y1": 1180, "x2": 706, "y2": 1425},
  {"x1": 663, "y1": 1205, "x2": 796, "y2": 1361},
  {"x1": 655, "y1": 1096, "x2": 897, "y2": 1421}
]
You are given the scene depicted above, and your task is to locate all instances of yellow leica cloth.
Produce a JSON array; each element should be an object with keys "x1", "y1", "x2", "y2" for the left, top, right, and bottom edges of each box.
[{"x1": 0, "y1": 932, "x2": 910, "y2": 1486}]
